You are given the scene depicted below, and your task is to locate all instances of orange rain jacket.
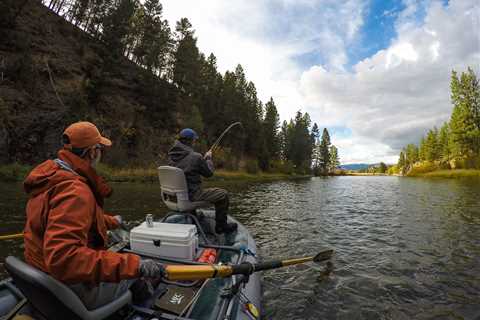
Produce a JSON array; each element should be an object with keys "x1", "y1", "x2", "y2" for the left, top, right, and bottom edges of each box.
[{"x1": 23, "y1": 149, "x2": 140, "y2": 285}]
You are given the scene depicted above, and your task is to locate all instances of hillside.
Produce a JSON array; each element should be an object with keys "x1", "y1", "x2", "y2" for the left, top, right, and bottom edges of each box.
[
  {"x1": 0, "y1": 0, "x2": 334, "y2": 175},
  {"x1": 0, "y1": 0, "x2": 178, "y2": 166},
  {"x1": 339, "y1": 164, "x2": 369, "y2": 171}
]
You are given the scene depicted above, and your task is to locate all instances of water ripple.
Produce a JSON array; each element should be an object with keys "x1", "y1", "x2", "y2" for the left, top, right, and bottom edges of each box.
[{"x1": 232, "y1": 177, "x2": 480, "y2": 320}]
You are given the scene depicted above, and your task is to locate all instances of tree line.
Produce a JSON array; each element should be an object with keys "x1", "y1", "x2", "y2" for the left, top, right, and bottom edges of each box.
[
  {"x1": 35, "y1": 0, "x2": 340, "y2": 173},
  {"x1": 397, "y1": 67, "x2": 480, "y2": 173}
]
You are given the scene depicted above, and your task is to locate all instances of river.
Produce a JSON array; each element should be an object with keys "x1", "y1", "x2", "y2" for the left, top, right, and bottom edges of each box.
[{"x1": 1, "y1": 176, "x2": 479, "y2": 319}]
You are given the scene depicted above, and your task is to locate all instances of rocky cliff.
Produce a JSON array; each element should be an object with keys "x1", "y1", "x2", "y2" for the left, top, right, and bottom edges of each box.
[{"x1": 0, "y1": 0, "x2": 178, "y2": 166}]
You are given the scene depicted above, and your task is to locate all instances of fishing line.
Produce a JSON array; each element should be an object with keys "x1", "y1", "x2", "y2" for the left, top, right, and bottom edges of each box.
[{"x1": 208, "y1": 122, "x2": 243, "y2": 153}]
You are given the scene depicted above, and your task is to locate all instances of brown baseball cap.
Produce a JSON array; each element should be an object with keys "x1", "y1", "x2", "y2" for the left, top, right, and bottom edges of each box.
[{"x1": 63, "y1": 121, "x2": 112, "y2": 149}]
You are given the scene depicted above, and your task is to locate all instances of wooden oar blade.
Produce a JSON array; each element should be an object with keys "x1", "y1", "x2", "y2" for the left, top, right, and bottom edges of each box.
[{"x1": 313, "y1": 249, "x2": 334, "y2": 263}]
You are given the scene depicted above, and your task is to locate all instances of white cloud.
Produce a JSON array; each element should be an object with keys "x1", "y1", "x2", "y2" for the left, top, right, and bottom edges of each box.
[
  {"x1": 161, "y1": 0, "x2": 366, "y2": 119},
  {"x1": 301, "y1": 0, "x2": 480, "y2": 163},
  {"x1": 161, "y1": 0, "x2": 480, "y2": 164}
]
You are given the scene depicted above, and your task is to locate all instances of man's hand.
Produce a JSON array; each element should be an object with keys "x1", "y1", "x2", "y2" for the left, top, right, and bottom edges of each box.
[
  {"x1": 114, "y1": 215, "x2": 123, "y2": 225},
  {"x1": 114, "y1": 215, "x2": 129, "y2": 230},
  {"x1": 204, "y1": 150, "x2": 212, "y2": 160},
  {"x1": 139, "y1": 259, "x2": 166, "y2": 278}
]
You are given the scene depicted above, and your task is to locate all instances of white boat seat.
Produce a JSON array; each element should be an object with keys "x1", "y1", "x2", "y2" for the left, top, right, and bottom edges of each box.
[
  {"x1": 4, "y1": 256, "x2": 131, "y2": 320},
  {"x1": 158, "y1": 166, "x2": 210, "y2": 212}
]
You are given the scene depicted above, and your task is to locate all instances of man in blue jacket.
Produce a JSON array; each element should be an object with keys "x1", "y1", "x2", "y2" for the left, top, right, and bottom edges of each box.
[{"x1": 168, "y1": 128, "x2": 237, "y2": 234}]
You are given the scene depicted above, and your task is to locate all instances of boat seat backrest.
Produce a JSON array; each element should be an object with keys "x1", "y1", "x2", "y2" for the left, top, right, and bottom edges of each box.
[
  {"x1": 4, "y1": 256, "x2": 131, "y2": 320},
  {"x1": 158, "y1": 166, "x2": 210, "y2": 212}
]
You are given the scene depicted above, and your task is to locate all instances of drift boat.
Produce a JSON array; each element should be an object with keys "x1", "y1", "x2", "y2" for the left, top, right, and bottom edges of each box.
[{"x1": 0, "y1": 166, "x2": 262, "y2": 320}]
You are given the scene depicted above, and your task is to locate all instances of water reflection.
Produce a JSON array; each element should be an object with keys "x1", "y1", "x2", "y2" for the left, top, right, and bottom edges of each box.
[{"x1": 1, "y1": 176, "x2": 480, "y2": 319}]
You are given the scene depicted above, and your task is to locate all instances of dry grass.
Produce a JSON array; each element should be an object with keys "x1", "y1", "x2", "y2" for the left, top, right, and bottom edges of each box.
[
  {"x1": 417, "y1": 169, "x2": 480, "y2": 178},
  {"x1": 213, "y1": 169, "x2": 305, "y2": 181},
  {"x1": 0, "y1": 163, "x2": 307, "y2": 183}
]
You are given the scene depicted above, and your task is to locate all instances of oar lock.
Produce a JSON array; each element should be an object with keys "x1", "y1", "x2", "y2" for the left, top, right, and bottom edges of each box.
[{"x1": 231, "y1": 262, "x2": 256, "y2": 276}]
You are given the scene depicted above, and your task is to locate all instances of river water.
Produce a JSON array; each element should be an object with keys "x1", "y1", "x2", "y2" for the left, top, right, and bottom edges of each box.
[{"x1": 0, "y1": 176, "x2": 479, "y2": 319}]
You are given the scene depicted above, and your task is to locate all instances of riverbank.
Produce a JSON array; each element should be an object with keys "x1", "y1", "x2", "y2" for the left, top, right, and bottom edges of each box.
[
  {"x1": 98, "y1": 166, "x2": 310, "y2": 183},
  {"x1": 0, "y1": 163, "x2": 310, "y2": 183},
  {"x1": 407, "y1": 169, "x2": 480, "y2": 178},
  {"x1": 343, "y1": 172, "x2": 389, "y2": 176}
]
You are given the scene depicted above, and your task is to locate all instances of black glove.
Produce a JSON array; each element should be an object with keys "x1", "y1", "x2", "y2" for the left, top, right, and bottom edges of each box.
[{"x1": 139, "y1": 259, "x2": 166, "y2": 278}]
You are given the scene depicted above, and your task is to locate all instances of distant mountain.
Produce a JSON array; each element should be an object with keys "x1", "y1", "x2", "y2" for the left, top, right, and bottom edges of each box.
[{"x1": 339, "y1": 163, "x2": 370, "y2": 171}]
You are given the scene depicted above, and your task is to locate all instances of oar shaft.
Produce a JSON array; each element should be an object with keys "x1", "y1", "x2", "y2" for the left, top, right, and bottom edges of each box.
[
  {"x1": 165, "y1": 265, "x2": 233, "y2": 281},
  {"x1": 281, "y1": 256, "x2": 314, "y2": 267},
  {"x1": 253, "y1": 256, "x2": 313, "y2": 271},
  {"x1": 0, "y1": 233, "x2": 23, "y2": 241},
  {"x1": 165, "y1": 250, "x2": 333, "y2": 281}
]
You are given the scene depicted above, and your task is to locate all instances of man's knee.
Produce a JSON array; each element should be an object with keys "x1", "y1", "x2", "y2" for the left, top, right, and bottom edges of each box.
[
  {"x1": 215, "y1": 188, "x2": 228, "y2": 200},
  {"x1": 205, "y1": 188, "x2": 228, "y2": 201}
]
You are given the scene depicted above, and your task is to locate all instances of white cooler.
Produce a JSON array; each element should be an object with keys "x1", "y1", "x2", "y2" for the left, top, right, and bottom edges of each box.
[{"x1": 130, "y1": 222, "x2": 199, "y2": 260}]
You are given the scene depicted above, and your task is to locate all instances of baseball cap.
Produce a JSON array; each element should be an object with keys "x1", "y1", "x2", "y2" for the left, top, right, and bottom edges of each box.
[
  {"x1": 63, "y1": 122, "x2": 112, "y2": 149},
  {"x1": 179, "y1": 128, "x2": 199, "y2": 140}
]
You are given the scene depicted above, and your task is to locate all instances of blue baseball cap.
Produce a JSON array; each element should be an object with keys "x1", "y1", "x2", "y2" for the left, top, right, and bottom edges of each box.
[{"x1": 179, "y1": 128, "x2": 199, "y2": 140}]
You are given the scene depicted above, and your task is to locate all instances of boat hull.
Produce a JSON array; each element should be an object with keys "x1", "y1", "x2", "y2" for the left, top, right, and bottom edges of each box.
[{"x1": 0, "y1": 211, "x2": 262, "y2": 320}]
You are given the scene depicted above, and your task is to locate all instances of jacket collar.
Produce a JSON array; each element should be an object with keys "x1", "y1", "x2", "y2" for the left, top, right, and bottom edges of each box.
[{"x1": 57, "y1": 149, "x2": 112, "y2": 207}]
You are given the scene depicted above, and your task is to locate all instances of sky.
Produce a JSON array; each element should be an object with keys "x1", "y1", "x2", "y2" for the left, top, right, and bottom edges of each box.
[{"x1": 162, "y1": 0, "x2": 480, "y2": 164}]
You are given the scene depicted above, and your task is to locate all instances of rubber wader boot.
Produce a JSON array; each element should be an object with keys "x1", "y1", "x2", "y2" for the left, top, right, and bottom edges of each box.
[{"x1": 215, "y1": 222, "x2": 238, "y2": 234}]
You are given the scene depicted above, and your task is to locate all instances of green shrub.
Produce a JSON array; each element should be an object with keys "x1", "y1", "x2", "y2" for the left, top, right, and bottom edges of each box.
[
  {"x1": 213, "y1": 148, "x2": 239, "y2": 171},
  {"x1": 270, "y1": 160, "x2": 295, "y2": 175},
  {"x1": 0, "y1": 163, "x2": 31, "y2": 181},
  {"x1": 407, "y1": 161, "x2": 438, "y2": 176},
  {"x1": 465, "y1": 155, "x2": 480, "y2": 169},
  {"x1": 387, "y1": 165, "x2": 399, "y2": 175},
  {"x1": 245, "y1": 159, "x2": 259, "y2": 174}
]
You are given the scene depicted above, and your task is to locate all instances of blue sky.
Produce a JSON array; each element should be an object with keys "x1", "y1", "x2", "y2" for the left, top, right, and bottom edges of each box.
[
  {"x1": 163, "y1": 0, "x2": 479, "y2": 164},
  {"x1": 349, "y1": 1, "x2": 400, "y2": 66}
]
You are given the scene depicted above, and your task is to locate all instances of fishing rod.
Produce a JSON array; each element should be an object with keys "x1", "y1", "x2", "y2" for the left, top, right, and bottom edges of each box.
[
  {"x1": 165, "y1": 249, "x2": 334, "y2": 281},
  {"x1": 0, "y1": 233, "x2": 23, "y2": 241},
  {"x1": 208, "y1": 122, "x2": 243, "y2": 154}
]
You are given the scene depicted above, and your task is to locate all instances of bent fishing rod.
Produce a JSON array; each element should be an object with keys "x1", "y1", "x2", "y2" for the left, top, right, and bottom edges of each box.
[{"x1": 208, "y1": 122, "x2": 243, "y2": 154}]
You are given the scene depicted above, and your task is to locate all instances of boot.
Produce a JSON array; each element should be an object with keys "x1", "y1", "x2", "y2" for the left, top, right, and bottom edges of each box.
[{"x1": 215, "y1": 222, "x2": 238, "y2": 234}]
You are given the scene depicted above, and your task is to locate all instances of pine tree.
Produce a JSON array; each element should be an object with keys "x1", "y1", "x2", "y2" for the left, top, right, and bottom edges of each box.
[
  {"x1": 378, "y1": 162, "x2": 387, "y2": 173},
  {"x1": 172, "y1": 18, "x2": 201, "y2": 91},
  {"x1": 102, "y1": 0, "x2": 137, "y2": 57},
  {"x1": 438, "y1": 122, "x2": 450, "y2": 161},
  {"x1": 419, "y1": 136, "x2": 426, "y2": 161},
  {"x1": 68, "y1": 0, "x2": 90, "y2": 27},
  {"x1": 398, "y1": 151, "x2": 406, "y2": 169},
  {"x1": 329, "y1": 145, "x2": 340, "y2": 172},
  {"x1": 405, "y1": 144, "x2": 419, "y2": 167},
  {"x1": 319, "y1": 128, "x2": 331, "y2": 175},
  {"x1": 134, "y1": 0, "x2": 172, "y2": 74},
  {"x1": 198, "y1": 53, "x2": 223, "y2": 141},
  {"x1": 311, "y1": 123, "x2": 320, "y2": 173},
  {"x1": 449, "y1": 68, "x2": 480, "y2": 157},
  {"x1": 424, "y1": 127, "x2": 440, "y2": 161},
  {"x1": 262, "y1": 97, "x2": 280, "y2": 167},
  {"x1": 279, "y1": 120, "x2": 289, "y2": 161}
]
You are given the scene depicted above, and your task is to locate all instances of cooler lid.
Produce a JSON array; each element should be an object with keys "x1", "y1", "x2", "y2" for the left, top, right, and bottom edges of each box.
[{"x1": 130, "y1": 222, "x2": 197, "y2": 241}]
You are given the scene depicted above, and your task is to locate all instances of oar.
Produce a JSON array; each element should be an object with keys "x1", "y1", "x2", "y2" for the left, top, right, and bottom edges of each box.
[
  {"x1": 165, "y1": 249, "x2": 334, "y2": 281},
  {"x1": 0, "y1": 220, "x2": 130, "y2": 241},
  {"x1": 0, "y1": 233, "x2": 23, "y2": 241}
]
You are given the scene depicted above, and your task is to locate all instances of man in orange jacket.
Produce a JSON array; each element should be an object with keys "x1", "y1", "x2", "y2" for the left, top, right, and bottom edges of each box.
[{"x1": 23, "y1": 121, "x2": 164, "y2": 309}]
